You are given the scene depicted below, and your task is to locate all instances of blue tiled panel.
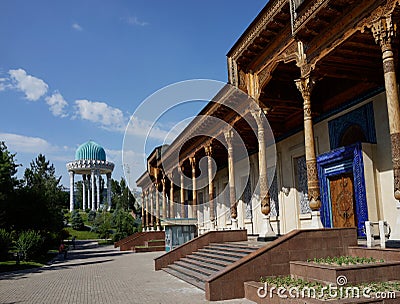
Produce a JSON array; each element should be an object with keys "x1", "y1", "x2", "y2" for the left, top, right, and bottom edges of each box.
[
  {"x1": 317, "y1": 143, "x2": 368, "y2": 236},
  {"x1": 328, "y1": 102, "x2": 376, "y2": 150}
]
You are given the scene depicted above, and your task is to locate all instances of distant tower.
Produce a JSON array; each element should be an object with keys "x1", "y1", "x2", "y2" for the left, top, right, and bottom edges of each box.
[{"x1": 66, "y1": 140, "x2": 114, "y2": 212}]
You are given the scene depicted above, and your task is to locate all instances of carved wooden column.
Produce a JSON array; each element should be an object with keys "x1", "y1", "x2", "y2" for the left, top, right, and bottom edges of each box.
[
  {"x1": 295, "y1": 76, "x2": 323, "y2": 228},
  {"x1": 251, "y1": 108, "x2": 276, "y2": 239},
  {"x1": 180, "y1": 165, "x2": 185, "y2": 218},
  {"x1": 169, "y1": 173, "x2": 174, "y2": 219},
  {"x1": 224, "y1": 130, "x2": 238, "y2": 229},
  {"x1": 372, "y1": 15, "x2": 400, "y2": 240},
  {"x1": 162, "y1": 177, "x2": 167, "y2": 219},
  {"x1": 150, "y1": 186, "x2": 154, "y2": 230},
  {"x1": 205, "y1": 144, "x2": 216, "y2": 230},
  {"x1": 155, "y1": 182, "x2": 160, "y2": 230},
  {"x1": 189, "y1": 157, "x2": 197, "y2": 219}
]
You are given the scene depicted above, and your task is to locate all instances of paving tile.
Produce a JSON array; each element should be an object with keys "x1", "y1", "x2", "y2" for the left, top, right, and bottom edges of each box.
[{"x1": 0, "y1": 240, "x2": 254, "y2": 304}]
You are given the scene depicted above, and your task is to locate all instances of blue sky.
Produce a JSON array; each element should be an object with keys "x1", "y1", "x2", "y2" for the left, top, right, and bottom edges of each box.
[{"x1": 0, "y1": 0, "x2": 266, "y2": 188}]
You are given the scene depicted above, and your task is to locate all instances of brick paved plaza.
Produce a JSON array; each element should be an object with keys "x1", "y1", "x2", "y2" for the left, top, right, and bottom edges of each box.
[{"x1": 0, "y1": 241, "x2": 253, "y2": 304}]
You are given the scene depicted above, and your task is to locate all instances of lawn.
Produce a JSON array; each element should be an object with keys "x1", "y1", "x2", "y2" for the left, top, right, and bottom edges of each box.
[
  {"x1": 0, "y1": 260, "x2": 44, "y2": 272},
  {"x1": 0, "y1": 251, "x2": 58, "y2": 273},
  {"x1": 65, "y1": 227, "x2": 99, "y2": 240}
]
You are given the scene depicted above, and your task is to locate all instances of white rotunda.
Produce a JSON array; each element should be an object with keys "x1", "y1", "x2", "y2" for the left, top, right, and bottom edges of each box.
[{"x1": 66, "y1": 140, "x2": 114, "y2": 212}]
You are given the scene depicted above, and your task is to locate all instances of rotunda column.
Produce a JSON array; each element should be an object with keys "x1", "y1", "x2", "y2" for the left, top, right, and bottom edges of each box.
[
  {"x1": 69, "y1": 170, "x2": 75, "y2": 212},
  {"x1": 91, "y1": 170, "x2": 96, "y2": 211},
  {"x1": 82, "y1": 175, "x2": 87, "y2": 210},
  {"x1": 96, "y1": 170, "x2": 101, "y2": 210},
  {"x1": 87, "y1": 174, "x2": 91, "y2": 210},
  {"x1": 141, "y1": 191, "x2": 145, "y2": 231}
]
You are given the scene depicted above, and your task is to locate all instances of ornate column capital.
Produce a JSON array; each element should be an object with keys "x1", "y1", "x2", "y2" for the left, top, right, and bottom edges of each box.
[
  {"x1": 295, "y1": 76, "x2": 315, "y2": 101},
  {"x1": 204, "y1": 144, "x2": 212, "y2": 157},
  {"x1": 372, "y1": 15, "x2": 396, "y2": 51},
  {"x1": 224, "y1": 130, "x2": 234, "y2": 147},
  {"x1": 189, "y1": 156, "x2": 196, "y2": 169}
]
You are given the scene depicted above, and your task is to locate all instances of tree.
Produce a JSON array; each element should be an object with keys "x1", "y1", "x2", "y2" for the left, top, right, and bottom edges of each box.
[
  {"x1": 111, "y1": 178, "x2": 136, "y2": 211},
  {"x1": 111, "y1": 208, "x2": 137, "y2": 242},
  {"x1": 71, "y1": 210, "x2": 84, "y2": 230},
  {"x1": 92, "y1": 210, "x2": 111, "y2": 239},
  {"x1": 0, "y1": 142, "x2": 19, "y2": 228},
  {"x1": 16, "y1": 154, "x2": 66, "y2": 233}
]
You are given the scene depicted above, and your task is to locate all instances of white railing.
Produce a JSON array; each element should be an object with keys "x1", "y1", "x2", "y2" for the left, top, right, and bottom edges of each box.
[{"x1": 364, "y1": 220, "x2": 391, "y2": 248}]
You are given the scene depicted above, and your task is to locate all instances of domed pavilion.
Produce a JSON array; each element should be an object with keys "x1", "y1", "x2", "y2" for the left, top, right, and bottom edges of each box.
[{"x1": 66, "y1": 140, "x2": 114, "y2": 212}]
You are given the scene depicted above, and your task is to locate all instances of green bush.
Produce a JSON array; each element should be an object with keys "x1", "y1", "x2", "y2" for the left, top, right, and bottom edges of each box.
[
  {"x1": 88, "y1": 210, "x2": 97, "y2": 223},
  {"x1": 71, "y1": 210, "x2": 84, "y2": 230},
  {"x1": 0, "y1": 229, "x2": 12, "y2": 261},
  {"x1": 92, "y1": 211, "x2": 112, "y2": 239},
  {"x1": 15, "y1": 230, "x2": 43, "y2": 260}
]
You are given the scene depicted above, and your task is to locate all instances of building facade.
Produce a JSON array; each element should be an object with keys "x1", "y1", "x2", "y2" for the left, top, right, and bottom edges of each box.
[{"x1": 136, "y1": 0, "x2": 400, "y2": 241}]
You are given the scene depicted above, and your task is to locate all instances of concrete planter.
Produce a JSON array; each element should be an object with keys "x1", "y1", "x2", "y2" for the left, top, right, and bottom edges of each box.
[
  {"x1": 290, "y1": 260, "x2": 400, "y2": 285},
  {"x1": 244, "y1": 281, "x2": 400, "y2": 304}
]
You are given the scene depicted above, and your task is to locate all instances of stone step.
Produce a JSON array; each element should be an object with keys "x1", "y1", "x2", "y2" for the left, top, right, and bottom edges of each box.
[
  {"x1": 198, "y1": 248, "x2": 248, "y2": 259},
  {"x1": 186, "y1": 254, "x2": 232, "y2": 268},
  {"x1": 193, "y1": 251, "x2": 240, "y2": 263},
  {"x1": 165, "y1": 264, "x2": 207, "y2": 290},
  {"x1": 180, "y1": 257, "x2": 225, "y2": 272},
  {"x1": 206, "y1": 244, "x2": 258, "y2": 254},
  {"x1": 212, "y1": 242, "x2": 263, "y2": 250},
  {"x1": 174, "y1": 260, "x2": 218, "y2": 276},
  {"x1": 163, "y1": 267, "x2": 205, "y2": 290}
]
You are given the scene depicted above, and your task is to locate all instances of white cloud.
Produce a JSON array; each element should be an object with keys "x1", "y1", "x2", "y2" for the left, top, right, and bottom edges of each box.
[
  {"x1": 0, "y1": 132, "x2": 56, "y2": 154},
  {"x1": 0, "y1": 78, "x2": 12, "y2": 91},
  {"x1": 125, "y1": 116, "x2": 184, "y2": 142},
  {"x1": 9, "y1": 69, "x2": 48, "y2": 101},
  {"x1": 72, "y1": 23, "x2": 83, "y2": 31},
  {"x1": 45, "y1": 91, "x2": 68, "y2": 117},
  {"x1": 74, "y1": 99, "x2": 126, "y2": 131},
  {"x1": 122, "y1": 16, "x2": 148, "y2": 26}
]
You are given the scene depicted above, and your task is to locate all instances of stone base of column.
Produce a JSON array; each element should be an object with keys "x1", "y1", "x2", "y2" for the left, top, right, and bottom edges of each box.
[
  {"x1": 387, "y1": 202, "x2": 400, "y2": 247},
  {"x1": 231, "y1": 218, "x2": 238, "y2": 230},
  {"x1": 310, "y1": 211, "x2": 324, "y2": 229},
  {"x1": 257, "y1": 215, "x2": 277, "y2": 242}
]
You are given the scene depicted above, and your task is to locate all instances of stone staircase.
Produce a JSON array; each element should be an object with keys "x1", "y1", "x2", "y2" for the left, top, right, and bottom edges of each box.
[{"x1": 162, "y1": 242, "x2": 262, "y2": 290}]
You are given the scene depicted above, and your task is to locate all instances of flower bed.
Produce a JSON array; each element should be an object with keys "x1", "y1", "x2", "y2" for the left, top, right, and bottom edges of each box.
[{"x1": 290, "y1": 257, "x2": 400, "y2": 285}]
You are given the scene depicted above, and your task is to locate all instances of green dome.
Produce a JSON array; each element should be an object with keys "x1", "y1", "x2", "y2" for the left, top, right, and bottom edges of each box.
[{"x1": 75, "y1": 140, "x2": 106, "y2": 161}]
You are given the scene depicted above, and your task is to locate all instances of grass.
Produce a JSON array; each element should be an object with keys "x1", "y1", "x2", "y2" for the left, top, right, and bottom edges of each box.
[
  {"x1": 0, "y1": 251, "x2": 58, "y2": 273},
  {"x1": 0, "y1": 260, "x2": 44, "y2": 272},
  {"x1": 98, "y1": 240, "x2": 113, "y2": 246},
  {"x1": 65, "y1": 227, "x2": 99, "y2": 240}
]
